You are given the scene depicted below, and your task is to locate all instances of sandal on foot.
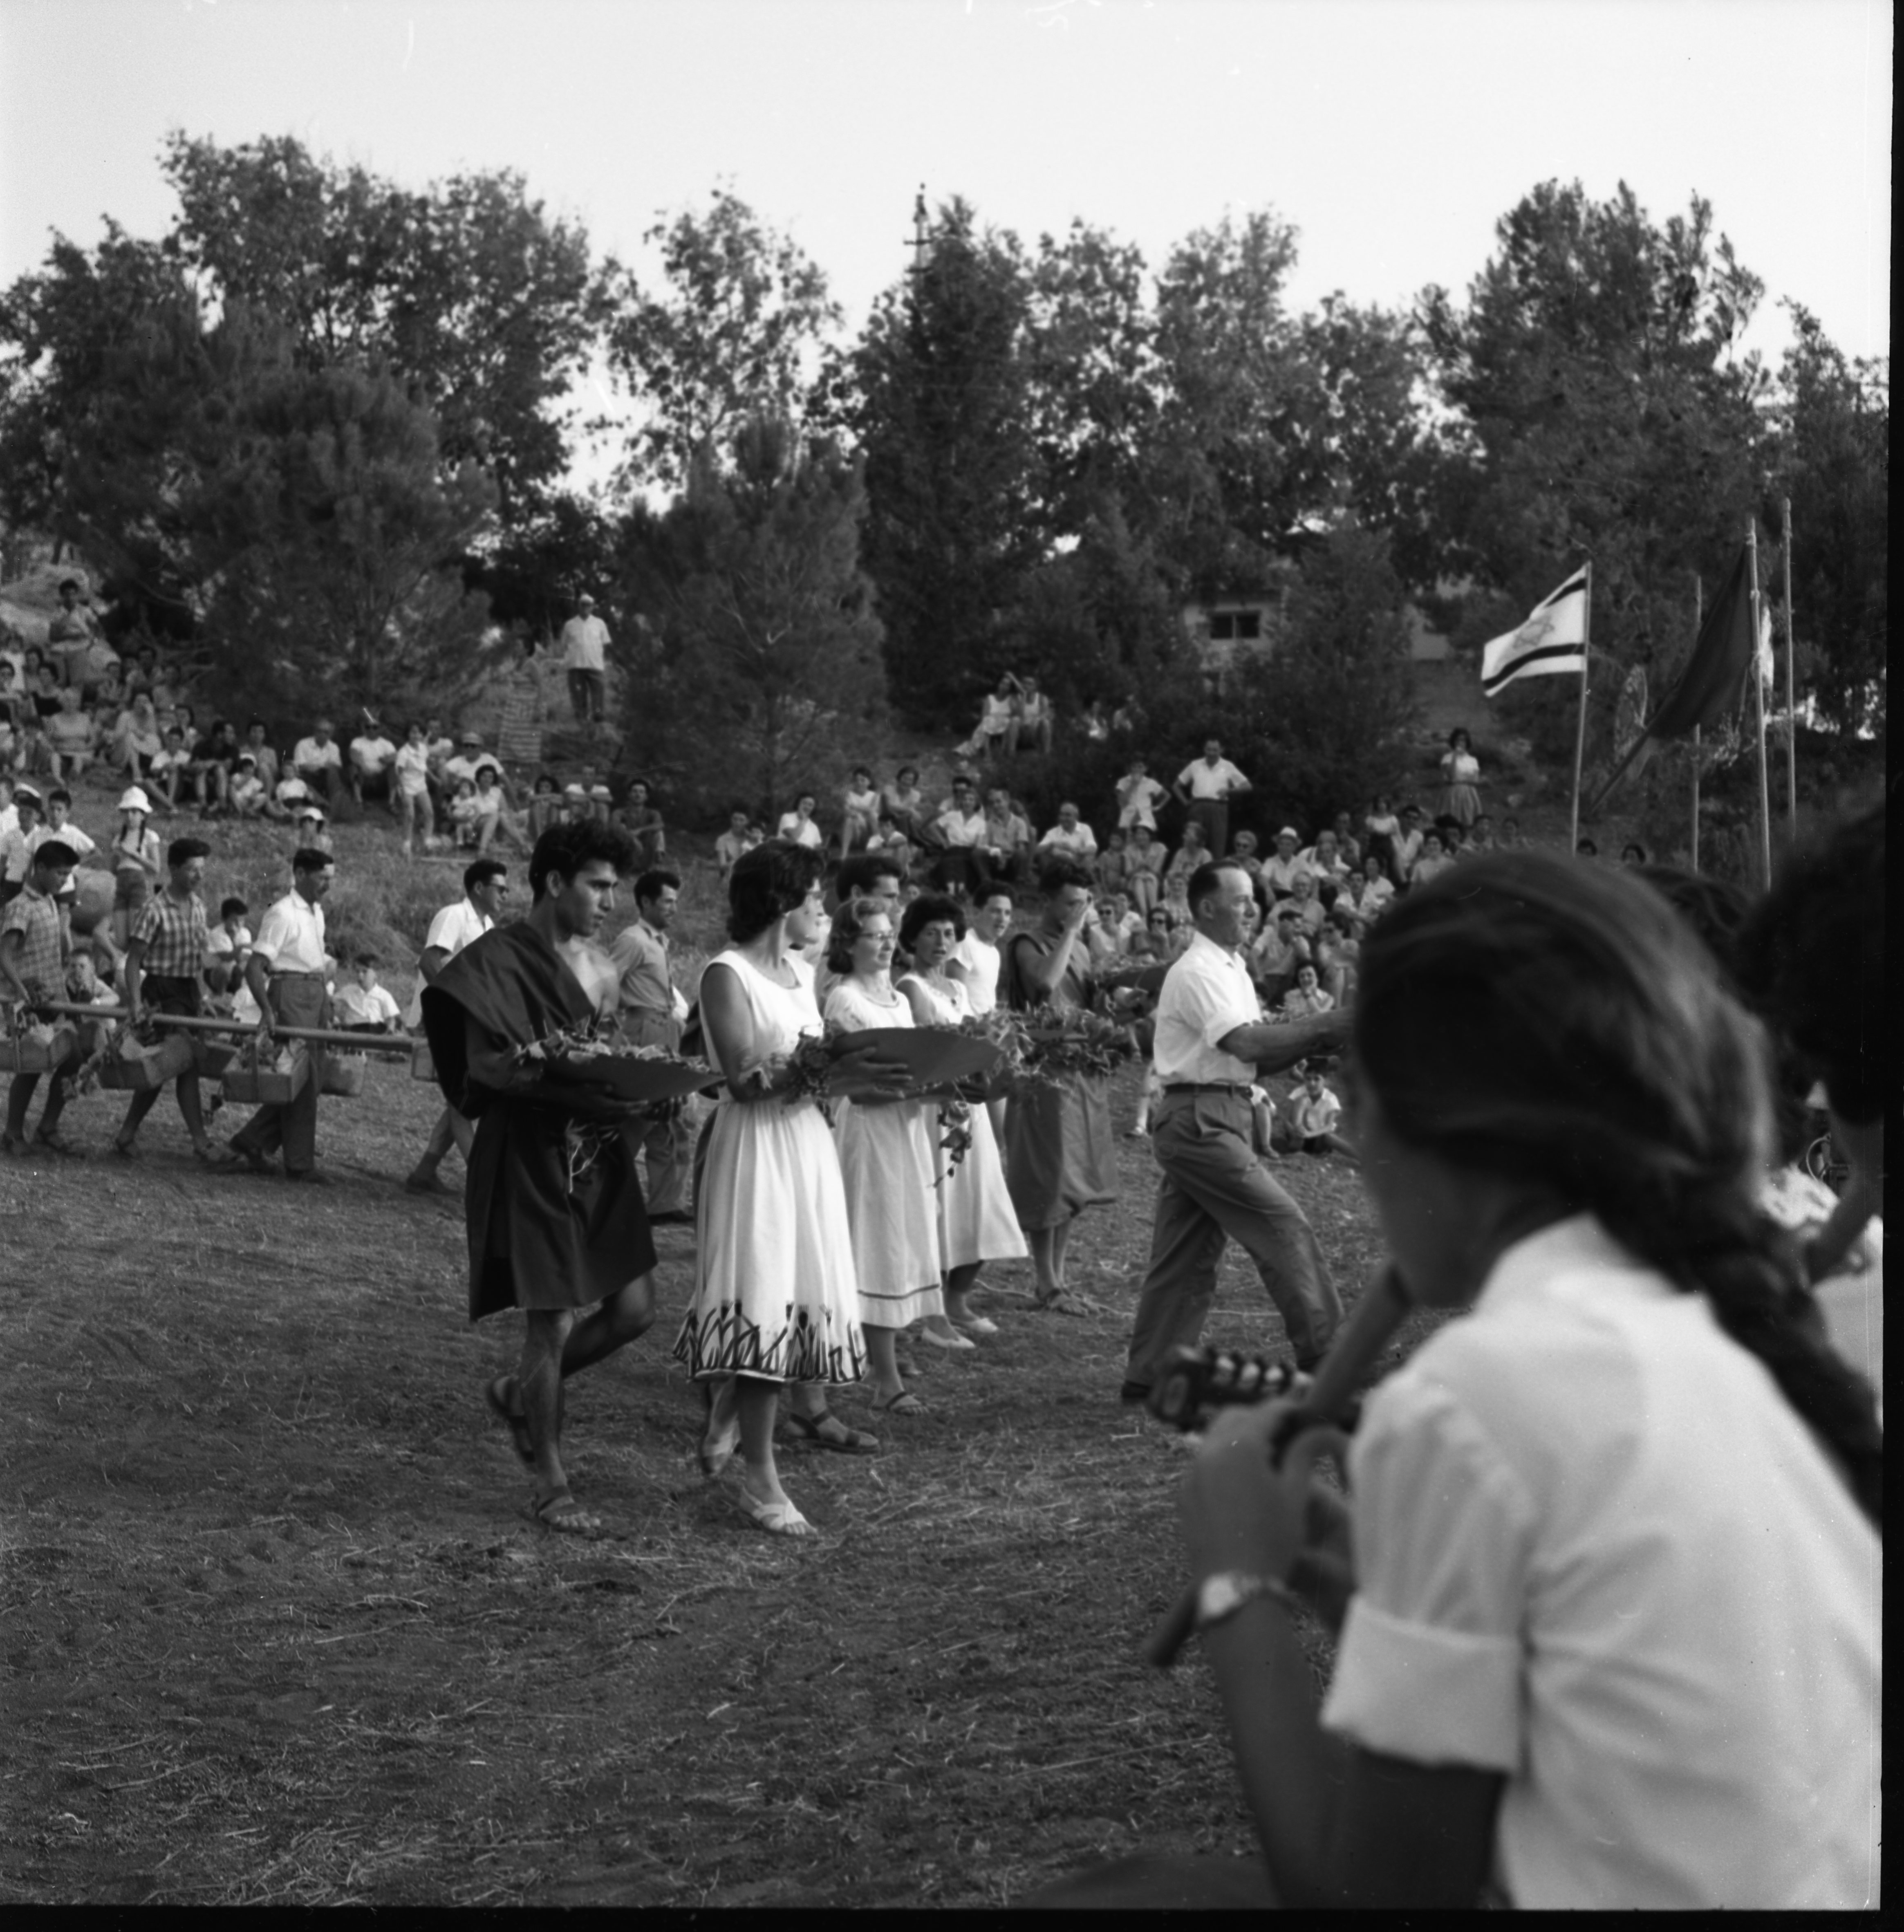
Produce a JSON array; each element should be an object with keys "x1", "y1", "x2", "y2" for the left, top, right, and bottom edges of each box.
[
  {"x1": 782, "y1": 1408, "x2": 880, "y2": 1455},
  {"x1": 954, "y1": 1313, "x2": 1001, "y2": 1337},
  {"x1": 732, "y1": 1486, "x2": 814, "y2": 1537},
  {"x1": 529, "y1": 1490, "x2": 602, "y2": 1536},
  {"x1": 871, "y1": 1390, "x2": 929, "y2": 1416},
  {"x1": 484, "y1": 1378, "x2": 535, "y2": 1466},
  {"x1": 1034, "y1": 1290, "x2": 1089, "y2": 1317}
]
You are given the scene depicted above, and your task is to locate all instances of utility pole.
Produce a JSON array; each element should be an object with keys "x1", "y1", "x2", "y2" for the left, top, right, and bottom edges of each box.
[{"x1": 906, "y1": 185, "x2": 930, "y2": 310}]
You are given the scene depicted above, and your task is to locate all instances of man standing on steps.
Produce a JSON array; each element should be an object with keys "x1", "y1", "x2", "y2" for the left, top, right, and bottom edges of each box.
[
  {"x1": 405, "y1": 858, "x2": 508, "y2": 1195},
  {"x1": 607, "y1": 867, "x2": 693, "y2": 1225},
  {"x1": 422, "y1": 820, "x2": 656, "y2": 1536},
  {"x1": 1172, "y1": 738, "x2": 1253, "y2": 864},
  {"x1": 560, "y1": 591, "x2": 609, "y2": 726},
  {"x1": 1121, "y1": 861, "x2": 1349, "y2": 1402},
  {"x1": 228, "y1": 847, "x2": 337, "y2": 1184}
]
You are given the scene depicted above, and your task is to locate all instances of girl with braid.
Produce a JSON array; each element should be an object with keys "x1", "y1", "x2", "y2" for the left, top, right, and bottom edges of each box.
[{"x1": 1152, "y1": 852, "x2": 1878, "y2": 1910}]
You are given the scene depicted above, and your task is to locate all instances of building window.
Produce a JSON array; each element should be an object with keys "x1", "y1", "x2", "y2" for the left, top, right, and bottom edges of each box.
[
  {"x1": 1208, "y1": 612, "x2": 1236, "y2": 641},
  {"x1": 1234, "y1": 609, "x2": 1262, "y2": 641}
]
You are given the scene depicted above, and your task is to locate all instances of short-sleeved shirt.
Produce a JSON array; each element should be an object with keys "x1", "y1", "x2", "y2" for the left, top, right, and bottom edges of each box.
[
  {"x1": 1320, "y1": 1215, "x2": 1880, "y2": 1909},
  {"x1": 0, "y1": 885, "x2": 65, "y2": 1002},
  {"x1": 776, "y1": 813, "x2": 824, "y2": 849},
  {"x1": 1289, "y1": 1085, "x2": 1341, "y2": 1137},
  {"x1": 1177, "y1": 756, "x2": 1248, "y2": 800},
  {"x1": 1038, "y1": 821, "x2": 1098, "y2": 858},
  {"x1": 1116, "y1": 774, "x2": 1168, "y2": 828},
  {"x1": 252, "y1": 890, "x2": 328, "y2": 975},
  {"x1": 131, "y1": 889, "x2": 209, "y2": 979},
  {"x1": 333, "y1": 981, "x2": 401, "y2": 1028},
  {"x1": 350, "y1": 735, "x2": 397, "y2": 774},
  {"x1": 243, "y1": 743, "x2": 281, "y2": 788},
  {"x1": 949, "y1": 932, "x2": 1001, "y2": 1015},
  {"x1": 608, "y1": 917, "x2": 672, "y2": 1020},
  {"x1": 394, "y1": 743, "x2": 432, "y2": 796},
  {"x1": 443, "y1": 751, "x2": 502, "y2": 789},
  {"x1": 293, "y1": 736, "x2": 343, "y2": 772},
  {"x1": 560, "y1": 614, "x2": 609, "y2": 672},
  {"x1": 1150, "y1": 930, "x2": 1261, "y2": 1086},
  {"x1": 31, "y1": 821, "x2": 96, "y2": 861},
  {"x1": 937, "y1": 807, "x2": 985, "y2": 849},
  {"x1": 406, "y1": 898, "x2": 495, "y2": 1026}
]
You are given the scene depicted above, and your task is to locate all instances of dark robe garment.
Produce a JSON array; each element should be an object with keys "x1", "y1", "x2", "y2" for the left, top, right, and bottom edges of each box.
[{"x1": 423, "y1": 922, "x2": 655, "y2": 1321}]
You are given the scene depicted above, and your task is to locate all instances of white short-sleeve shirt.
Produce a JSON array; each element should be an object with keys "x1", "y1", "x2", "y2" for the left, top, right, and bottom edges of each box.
[
  {"x1": 251, "y1": 891, "x2": 329, "y2": 975},
  {"x1": 405, "y1": 897, "x2": 495, "y2": 1026},
  {"x1": 949, "y1": 931, "x2": 1001, "y2": 1016},
  {"x1": 1177, "y1": 756, "x2": 1247, "y2": 800},
  {"x1": 1149, "y1": 930, "x2": 1261, "y2": 1087},
  {"x1": 1321, "y1": 1216, "x2": 1880, "y2": 1910}
]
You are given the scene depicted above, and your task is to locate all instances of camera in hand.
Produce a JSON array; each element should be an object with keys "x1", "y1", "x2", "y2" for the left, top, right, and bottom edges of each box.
[{"x1": 1147, "y1": 1346, "x2": 1364, "y2": 1436}]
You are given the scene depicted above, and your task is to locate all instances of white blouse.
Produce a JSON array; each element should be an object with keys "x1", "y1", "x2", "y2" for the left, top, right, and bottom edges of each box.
[{"x1": 1321, "y1": 1216, "x2": 1879, "y2": 1910}]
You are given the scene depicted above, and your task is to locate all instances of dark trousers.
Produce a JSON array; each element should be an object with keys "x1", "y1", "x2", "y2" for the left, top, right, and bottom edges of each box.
[
  {"x1": 1187, "y1": 799, "x2": 1229, "y2": 861},
  {"x1": 932, "y1": 847, "x2": 993, "y2": 899},
  {"x1": 1126, "y1": 1088, "x2": 1341, "y2": 1378},
  {"x1": 567, "y1": 668, "x2": 605, "y2": 723},
  {"x1": 230, "y1": 977, "x2": 330, "y2": 1174},
  {"x1": 620, "y1": 1009, "x2": 691, "y2": 1214}
]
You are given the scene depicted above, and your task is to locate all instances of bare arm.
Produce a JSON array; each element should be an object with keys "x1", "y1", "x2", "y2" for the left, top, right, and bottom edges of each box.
[
  {"x1": 1214, "y1": 1010, "x2": 1351, "y2": 1074},
  {"x1": 1013, "y1": 925, "x2": 1084, "y2": 1002},
  {"x1": 418, "y1": 944, "x2": 453, "y2": 986},
  {"x1": 0, "y1": 929, "x2": 31, "y2": 1006},
  {"x1": 244, "y1": 950, "x2": 275, "y2": 1036},
  {"x1": 122, "y1": 937, "x2": 149, "y2": 1022}
]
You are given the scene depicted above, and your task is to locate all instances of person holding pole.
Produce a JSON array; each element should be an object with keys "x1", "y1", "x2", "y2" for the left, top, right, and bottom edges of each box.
[
  {"x1": 1, "y1": 838, "x2": 82, "y2": 1155},
  {"x1": 111, "y1": 836, "x2": 237, "y2": 1165},
  {"x1": 227, "y1": 847, "x2": 337, "y2": 1183}
]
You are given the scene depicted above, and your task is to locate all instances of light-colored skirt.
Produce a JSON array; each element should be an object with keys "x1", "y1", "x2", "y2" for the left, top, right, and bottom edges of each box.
[
  {"x1": 937, "y1": 1100, "x2": 1029, "y2": 1269},
  {"x1": 834, "y1": 1096, "x2": 945, "y2": 1328}
]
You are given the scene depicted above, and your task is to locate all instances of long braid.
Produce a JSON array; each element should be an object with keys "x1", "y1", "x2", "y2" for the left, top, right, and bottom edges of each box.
[{"x1": 1357, "y1": 854, "x2": 1882, "y2": 1531}]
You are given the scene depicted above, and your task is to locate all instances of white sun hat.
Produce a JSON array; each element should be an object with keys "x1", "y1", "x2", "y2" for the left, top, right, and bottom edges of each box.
[{"x1": 117, "y1": 786, "x2": 153, "y2": 813}]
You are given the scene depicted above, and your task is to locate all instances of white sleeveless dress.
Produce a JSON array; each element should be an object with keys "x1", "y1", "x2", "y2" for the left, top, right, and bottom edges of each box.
[
  {"x1": 672, "y1": 950, "x2": 865, "y2": 1385},
  {"x1": 898, "y1": 972, "x2": 1029, "y2": 1271},
  {"x1": 823, "y1": 979, "x2": 946, "y2": 1328}
]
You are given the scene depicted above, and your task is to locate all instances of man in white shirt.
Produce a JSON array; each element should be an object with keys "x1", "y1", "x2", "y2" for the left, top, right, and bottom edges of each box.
[
  {"x1": 292, "y1": 719, "x2": 347, "y2": 806},
  {"x1": 608, "y1": 867, "x2": 692, "y2": 1222},
  {"x1": 228, "y1": 846, "x2": 338, "y2": 1182},
  {"x1": 1116, "y1": 755, "x2": 1168, "y2": 832},
  {"x1": 405, "y1": 858, "x2": 508, "y2": 1195},
  {"x1": 1037, "y1": 801, "x2": 1099, "y2": 861},
  {"x1": 349, "y1": 722, "x2": 399, "y2": 811},
  {"x1": 560, "y1": 592, "x2": 610, "y2": 725},
  {"x1": 1173, "y1": 738, "x2": 1253, "y2": 863},
  {"x1": 442, "y1": 731, "x2": 504, "y2": 793},
  {"x1": 1122, "y1": 859, "x2": 1348, "y2": 1398},
  {"x1": 949, "y1": 886, "x2": 1012, "y2": 1017},
  {"x1": 1259, "y1": 827, "x2": 1310, "y2": 900},
  {"x1": 931, "y1": 778, "x2": 990, "y2": 898}
]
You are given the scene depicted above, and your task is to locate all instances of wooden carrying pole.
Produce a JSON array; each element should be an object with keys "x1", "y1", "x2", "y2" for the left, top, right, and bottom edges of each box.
[
  {"x1": 1747, "y1": 521, "x2": 1773, "y2": 888},
  {"x1": 1568, "y1": 563, "x2": 1593, "y2": 854},
  {"x1": 37, "y1": 1002, "x2": 415, "y2": 1056},
  {"x1": 1781, "y1": 496, "x2": 1797, "y2": 843},
  {"x1": 1690, "y1": 574, "x2": 1702, "y2": 871}
]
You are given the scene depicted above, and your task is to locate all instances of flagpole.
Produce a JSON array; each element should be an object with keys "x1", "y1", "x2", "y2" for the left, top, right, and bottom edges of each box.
[
  {"x1": 1569, "y1": 563, "x2": 1591, "y2": 855},
  {"x1": 1747, "y1": 521, "x2": 1772, "y2": 888},
  {"x1": 1690, "y1": 574, "x2": 1702, "y2": 871},
  {"x1": 1780, "y1": 496, "x2": 1797, "y2": 844}
]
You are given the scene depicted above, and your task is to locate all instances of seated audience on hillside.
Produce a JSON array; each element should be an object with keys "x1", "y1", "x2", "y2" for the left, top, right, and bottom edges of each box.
[
  {"x1": 291, "y1": 800, "x2": 334, "y2": 854},
  {"x1": 838, "y1": 766, "x2": 879, "y2": 858},
  {"x1": 1038, "y1": 800, "x2": 1098, "y2": 861},
  {"x1": 617, "y1": 779, "x2": 666, "y2": 867},
  {"x1": 866, "y1": 814, "x2": 914, "y2": 876},
  {"x1": 1260, "y1": 827, "x2": 1308, "y2": 899},
  {"x1": 204, "y1": 895, "x2": 253, "y2": 998},
  {"x1": 931, "y1": 777, "x2": 989, "y2": 897},
  {"x1": 189, "y1": 717, "x2": 242, "y2": 815},
  {"x1": 979, "y1": 784, "x2": 1032, "y2": 883},
  {"x1": 776, "y1": 792, "x2": 824, "y2": 850},
  {"x1": 293, "y1": 718, "x2": 347, "y2": 803},
  {"x1": 1126, "y1": 824, "x2": 1165, "y2": 917},
  {"x1": 333, "y1": 952, "x2": 403, "y2": 1033},
  {"x1": 45, "y1": 688, "x2": 98, "y2": 781},
  {"x1": 714, "y1": 807, "x2": 751, "y2": 876},
  {"x1": 959, "y1": 675, "x2": 1021, "y2": 763},
  {"x1": 241, "y1": 720, "x2": 281, "y2": 790},
  {"x1": 1014, "y1": 674, "x2": 1054, "y2": 755},
  {"x1": 350, "y1": 721, "x2": 399, "y2": 808},
  {"x1": 113, "y1": 694, "x2": 163, "y2": 781},
  {"x1": 880, "y1": 765, "x2": 928, "y2": 845}
]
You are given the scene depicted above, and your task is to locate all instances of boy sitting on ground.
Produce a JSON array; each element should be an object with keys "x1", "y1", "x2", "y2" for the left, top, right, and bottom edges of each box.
[
  {"x1": 332, "y1": 953, "x2": 403, "y2": 1033},
  {"x1": 1288, "y1": 1062, "x2": 1357, "y2": 1163},
  {"x1": 204, "y1": 896, "x2": 253, "y2": 1002}
]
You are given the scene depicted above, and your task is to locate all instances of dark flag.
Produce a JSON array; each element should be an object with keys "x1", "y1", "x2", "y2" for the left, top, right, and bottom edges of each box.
[{"x1": 1589, "y1": 542, "x2": 1759, "y2": 809}]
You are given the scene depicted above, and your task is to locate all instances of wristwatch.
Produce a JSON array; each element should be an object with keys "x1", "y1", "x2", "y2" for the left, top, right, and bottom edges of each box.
[{"x1": 1194, "y1": 1570, "x2": 1298, "y2": 1635}]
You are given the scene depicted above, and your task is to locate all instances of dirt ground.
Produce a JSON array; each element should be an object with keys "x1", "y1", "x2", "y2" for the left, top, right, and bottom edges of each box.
[{"x1": 0, "y1": 1039, "x2": 1406, "y2": 1908}]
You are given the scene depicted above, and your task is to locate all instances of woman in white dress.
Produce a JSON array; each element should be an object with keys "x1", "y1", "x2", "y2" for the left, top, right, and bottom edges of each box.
[
  {"x1": 822, "y1": 897, "x2": 946, "y2": 1413},
  {"x1": 897, "y1": 893, "x2": 1029, "y2": 1339},
  {"x1": 672, "y1": 843, "x2": 907, "y2": 1534}
]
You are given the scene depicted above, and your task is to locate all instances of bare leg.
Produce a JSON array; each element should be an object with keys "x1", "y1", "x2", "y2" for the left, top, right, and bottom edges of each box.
[
  {"x1": 519, "y1": 1308, "x2": 577, "y2": 1506},
  {"x1": 943, "y1": 1260, "x2": 983, "y2": 1325},
  {"x1": 734, "y1": 1376, "x2": 802, "y2": 1515},
  {"x1": 1028, "y1": 1225, "x2": 1061, "y2": 1300},
  {"x1": 864, "y1": 1323, "x2": 908, "y2": 1405}
]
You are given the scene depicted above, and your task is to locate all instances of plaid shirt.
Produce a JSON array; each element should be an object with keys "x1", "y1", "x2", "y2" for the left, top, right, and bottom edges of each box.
[
  {"x1": 131, "y1": 888, "x2": 209, "y2": 979},
  {"x1": 1, "y1": 885, "x2": 66, "y2": 1004}
]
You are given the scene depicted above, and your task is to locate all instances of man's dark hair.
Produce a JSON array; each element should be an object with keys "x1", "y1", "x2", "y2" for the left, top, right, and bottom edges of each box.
[
  {"x1": 837, "y1": 852, "x2": 902, "y2": 898},
  {"x1": 220, "y1": 896, "x2": 249, "y2": 919},
  {"x1": 728, "y1": 840, "x2": 824, "y2": 943},
  {"x1": 166, "y1": 836, "x2": 211, "y2": 870},
  {"x1": 635, "y1": 867, "x2": 681, "y2": 906},
  {"x1": 464, "y1": 858, "x2": 508, "y2": 895},
  {"x1": 354, "y1": 951, "x2": 380, "y2": 967},
  {"x1": 58, "y1": 577, "x2": 80, "y2": 594},
  {"x1": 529, "y1": 820, "x2": 636, "y2": 901},
  {"x1": 291, "y1": 846, "x2": 334, "y2": 876},
  {"x1": 31, "y1": 839, "x2": 77, "y2": 870},
  {"x1": 1033, "y1": 852, "x2": 1094, "y2": 897},
  {"x1": 47, "y1": 787, "x2": 71, "y2": 807},
  {"x1": 1186, "y1": 859, "x2": 1237, "y2": 914}
]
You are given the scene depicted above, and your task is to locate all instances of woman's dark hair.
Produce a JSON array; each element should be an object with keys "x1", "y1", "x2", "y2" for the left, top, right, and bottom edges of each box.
[
  {"x1": 899, "y1": 892, "x2": 965, "y2": 951},
  {"x1": 1354, "y1": 852, "x2": 1880, "y2": 1529},
  {"x1": 727, "y1": 838, "x2": 823, "y2": 942},
  {"x1": 1033, "y1": 852, "x2": 1095, "y2": 897},
  {"x1": 529, "y1": 820, "x2": 636, "y2": 901},
  {"x1": 1448, "y1": 726, "x2": 1471, "y2": 748},
  {"x1": 826, "y1": 894, "x2": 892, "y2": 975},
  {"x1": 1737, "y1": 804, "x2": 1884, "y2": 1126}
]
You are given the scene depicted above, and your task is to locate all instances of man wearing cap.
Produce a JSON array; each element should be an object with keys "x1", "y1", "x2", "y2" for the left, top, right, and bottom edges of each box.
[
  {"x1": 1120, "y1": 860, "x2": 1348, "y2": 1406},
  {"x1": 559, "y1": 592, "x2": 609, "y2": 726},
  {"x1": 112, "y1": 836, "x2": 237, "y2": 1165},
  {"x1": 1259, "y1": 827, "x2": 1310, "y2": 901},
  {"x1": 292, "y1": 719, "x2": 347, "y2": 807},
  {"x1": 2, "y1": 835, "x2": 83, "y2": 1154},
  {"x1": 227, "y1": 846, "x2": 338, "y2": 1183},
  {"x1": 443, "y1": 731, "x2": 504, "y2": 794},
  {"x1": 1172, "y1": 739, "x2": 1252, "y2": 864}
]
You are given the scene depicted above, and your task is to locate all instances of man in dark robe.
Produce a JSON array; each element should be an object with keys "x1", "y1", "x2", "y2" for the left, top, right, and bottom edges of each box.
[{"x1": 423, "y1": 820, "x2": 654, "y2": 1534}]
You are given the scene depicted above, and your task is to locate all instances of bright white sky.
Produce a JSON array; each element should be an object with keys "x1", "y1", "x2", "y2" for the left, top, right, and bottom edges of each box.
[{"x1": 1, "y1": 0, "x2": 1891, "y2": 477}]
